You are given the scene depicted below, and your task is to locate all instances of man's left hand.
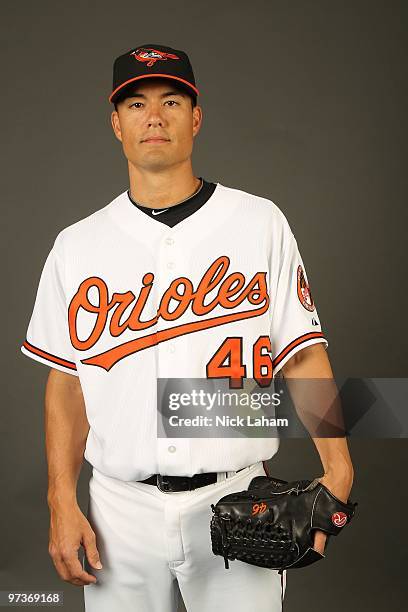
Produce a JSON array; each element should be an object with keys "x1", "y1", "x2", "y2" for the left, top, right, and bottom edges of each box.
[{"x1": 312, "y1": 470, "x2": 354, "y2": 554}]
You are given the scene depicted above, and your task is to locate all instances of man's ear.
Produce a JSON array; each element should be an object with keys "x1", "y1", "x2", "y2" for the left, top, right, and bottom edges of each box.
[
  {"x1": 111, "y1": 110, "x2": 122, "y2": 142},
  {"x1": 192, "y1": 105, "x2": 203, "y2": 139}
]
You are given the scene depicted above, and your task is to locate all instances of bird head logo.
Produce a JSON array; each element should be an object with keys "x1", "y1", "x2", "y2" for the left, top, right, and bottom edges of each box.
[{"x1": 131, "y1": 48, "x2": 180, "y2": 68}]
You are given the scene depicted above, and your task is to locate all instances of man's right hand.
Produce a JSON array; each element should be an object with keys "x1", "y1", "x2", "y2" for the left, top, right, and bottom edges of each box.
[{"x1": 48, "y1": 502, "x2": 103, "y2": 586}]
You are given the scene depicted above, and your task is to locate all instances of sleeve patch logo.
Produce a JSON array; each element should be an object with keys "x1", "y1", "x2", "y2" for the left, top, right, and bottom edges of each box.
[{"x1": 297, "y1": 265, "x2": 315, "y2": 312}]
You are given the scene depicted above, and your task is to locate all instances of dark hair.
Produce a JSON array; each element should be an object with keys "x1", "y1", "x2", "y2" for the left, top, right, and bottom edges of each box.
[{"x1": 113, "y1": 84, "x2": 197, "y2": 111}]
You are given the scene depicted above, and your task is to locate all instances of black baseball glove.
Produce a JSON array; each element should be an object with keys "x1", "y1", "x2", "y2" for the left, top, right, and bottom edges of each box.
[{"x1": 210, "y1": 475, "x2": 357, "y2": 573}]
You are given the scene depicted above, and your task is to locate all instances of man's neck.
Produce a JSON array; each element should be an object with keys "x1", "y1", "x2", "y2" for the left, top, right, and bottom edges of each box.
[{"x1": 128, "y1": 163, "x2": 201, "y2": 209}]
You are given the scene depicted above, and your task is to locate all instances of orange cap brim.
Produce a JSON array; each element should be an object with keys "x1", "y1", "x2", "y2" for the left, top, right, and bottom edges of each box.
[{"x1": 109, "y1": 73, "x2": 199, "y2": 103}]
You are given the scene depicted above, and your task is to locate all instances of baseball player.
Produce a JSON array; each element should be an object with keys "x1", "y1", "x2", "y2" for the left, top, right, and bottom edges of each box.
[{"x1": 20, "y1": 44, "x2": 354, "y2": 611}]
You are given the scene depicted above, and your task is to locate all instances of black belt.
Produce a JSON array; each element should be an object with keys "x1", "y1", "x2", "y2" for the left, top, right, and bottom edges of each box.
[{"x1": 139, "y1": 469, "x2": 244, "y2": 493}]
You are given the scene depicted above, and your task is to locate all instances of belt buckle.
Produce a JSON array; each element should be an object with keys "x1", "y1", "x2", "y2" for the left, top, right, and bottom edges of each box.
[
  {"x1": 156, "y1": 474, "x2": 192, "y2": 492},
  {"x1": 157, "y1": 474, "x2": 173, "y2": 493}
]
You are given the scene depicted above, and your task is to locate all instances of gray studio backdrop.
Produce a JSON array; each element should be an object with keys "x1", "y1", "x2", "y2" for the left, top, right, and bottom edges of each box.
[{"x1": 2, "y1": 1, "x2": 407, "y2": 611}]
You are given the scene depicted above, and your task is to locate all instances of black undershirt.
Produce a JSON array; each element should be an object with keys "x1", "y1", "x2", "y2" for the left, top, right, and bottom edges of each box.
[{"x1": 126, "y1": 178, "x2": 217, "y2": 228}]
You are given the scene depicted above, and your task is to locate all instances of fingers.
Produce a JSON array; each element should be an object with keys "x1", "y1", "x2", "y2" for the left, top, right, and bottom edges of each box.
[
  {"x1": 82, "y1": 531, "x2": 103, "y2": 570},
  {"x1": 49, "y1": 541, "x2": 99, "y2": 587},
  {"x1": 50, "y1": 550, "x2": 97, "y2": 586},
  {"x1": 48, "y1": 507, "x2": 103, "y2": 587},
  {"x1": 313, "y1": 530, "x2": 327, "y2": 555},
  {"x1": 65, "y1": 547, "x2": 98, "y2": 585}
]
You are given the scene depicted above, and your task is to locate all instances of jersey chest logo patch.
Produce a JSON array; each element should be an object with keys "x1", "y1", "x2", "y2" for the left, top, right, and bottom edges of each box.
[
  {"x1": 131, "y1": 48, "x2": 180, "y2": 67},
  {"x1": 68, "y1": 255, "x2": 270, "y2": 372},
  {"x1": 297, "y1": 265, "x2": 315, "y2": 312}
]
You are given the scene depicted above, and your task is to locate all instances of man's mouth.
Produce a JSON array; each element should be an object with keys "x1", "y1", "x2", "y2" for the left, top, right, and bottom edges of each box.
[{"x1": 141, "y1": 137, "x2": 170, "y2": 144}]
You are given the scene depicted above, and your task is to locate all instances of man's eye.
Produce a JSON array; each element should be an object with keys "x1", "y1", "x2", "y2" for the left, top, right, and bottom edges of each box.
[
  {"x1": 165, "y1": 100, "x2": 178, "y2": 106},
  {"x1": 130, "y1": 102, "x2": 143, "y2": 108}
]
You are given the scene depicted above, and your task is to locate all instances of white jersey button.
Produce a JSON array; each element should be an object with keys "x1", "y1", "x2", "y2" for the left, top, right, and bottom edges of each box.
[
  {"x1": 168, "y1": 445, "x2": 177, "y2": 453},
  {"x1": 167, "y1": 261, "x2": 175, "y2": 269},
  {"x1": 168, "y1": 343, "x2": 176, "y2": 353},
  {"x1": 165, "y1": 237, "x2": 175, "y2": 246}
]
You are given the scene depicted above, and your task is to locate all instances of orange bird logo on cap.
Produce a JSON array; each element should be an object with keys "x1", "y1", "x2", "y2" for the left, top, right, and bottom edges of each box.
[{"x1": 131, "y1": 47, "x2": 180, "y2": 67}]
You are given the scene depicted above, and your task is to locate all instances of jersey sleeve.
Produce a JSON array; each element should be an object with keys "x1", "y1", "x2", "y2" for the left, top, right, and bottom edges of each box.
[
  {"x1": 270, "y1": 212, "x2": 328, "y2": 377},
  {"x1": 20, "y1": 233, "x2": 78, "y2": 376}
]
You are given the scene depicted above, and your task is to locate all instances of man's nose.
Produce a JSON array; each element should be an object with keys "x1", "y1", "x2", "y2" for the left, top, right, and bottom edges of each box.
[
  {"x1": 147, "y1": 117, "x2": 164, "y2": 127},
  {"x1": 146, "y1": 105, "x2": 166, "y2": 127}
]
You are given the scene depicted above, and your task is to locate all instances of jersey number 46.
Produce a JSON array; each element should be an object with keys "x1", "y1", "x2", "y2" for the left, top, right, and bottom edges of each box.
[{"x1": 206, "y1": 335, "x2": 273, "y2": 389}]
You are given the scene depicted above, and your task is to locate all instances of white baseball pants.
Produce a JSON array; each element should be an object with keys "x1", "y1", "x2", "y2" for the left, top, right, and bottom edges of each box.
[{"x1": 83, "y1": 461, "x2": 287, "y2": 611}]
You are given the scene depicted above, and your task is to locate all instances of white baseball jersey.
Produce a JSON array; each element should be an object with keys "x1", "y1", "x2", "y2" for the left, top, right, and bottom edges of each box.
[{"x1": 20, "y1": 183, "x2": 328, "y2": 481}]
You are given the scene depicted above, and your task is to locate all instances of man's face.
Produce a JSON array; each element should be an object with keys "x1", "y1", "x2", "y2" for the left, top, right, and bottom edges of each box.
[{"x1": 111, "y1": 78, "x2": 202, "y2": 172}]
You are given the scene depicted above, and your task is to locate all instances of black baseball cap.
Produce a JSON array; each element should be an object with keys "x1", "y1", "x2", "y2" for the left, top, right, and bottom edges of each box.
[{"x1": 109, "y1": 44, "x2": 199, "y2": 104}]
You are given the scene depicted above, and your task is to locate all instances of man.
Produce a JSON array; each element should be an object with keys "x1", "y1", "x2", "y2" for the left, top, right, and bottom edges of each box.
[{"x1": 20, "y1": 44, "x2": 354, "y2": 611}]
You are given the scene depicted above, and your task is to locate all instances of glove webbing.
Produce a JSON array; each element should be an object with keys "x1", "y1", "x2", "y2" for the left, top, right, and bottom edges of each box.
[{"x1": 210, "y1": 508, "x2": 298, "y2": 569}]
